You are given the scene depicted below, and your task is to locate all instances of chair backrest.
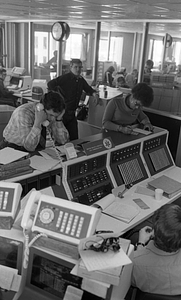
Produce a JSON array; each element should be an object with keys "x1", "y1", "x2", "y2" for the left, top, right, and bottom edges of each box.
[{"x1": 135, "y1": 289, "x2": 181, "y2": 300}]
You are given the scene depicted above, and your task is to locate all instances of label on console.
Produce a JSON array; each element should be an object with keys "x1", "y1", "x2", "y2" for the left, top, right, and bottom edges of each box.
[{"x1": 82, "y1": 137, "x2": 114, "y2": 155}]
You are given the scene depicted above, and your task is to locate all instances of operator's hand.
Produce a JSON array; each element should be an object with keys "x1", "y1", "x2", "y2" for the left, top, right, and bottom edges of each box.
[
  {"x1": 138, "y1": 226, "x2": 154, "y2": 245},
  {"x1": 34, "y1": 105, "x2": 47, "y2": 128},
  {"x1": 143, "y1": 122, "x2": 154, "y2": 132},
  {"x1": 120, "y1": 125, "x2": 133, "y2": 135}
]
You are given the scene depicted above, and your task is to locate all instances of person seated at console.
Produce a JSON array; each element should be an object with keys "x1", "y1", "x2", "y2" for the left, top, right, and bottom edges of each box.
[
  {"x1": 131, "y1": 204, "x2": 181, "y2": 296},
  {"x1": 102, "y1": 82, "x2": 154, "y2": 134},
  {"x1": 0, "y1": 90, "x2": 69, "y2": 152},
  {"x1": 0, "y1": 68, "x2": 17, "y2": 107}
]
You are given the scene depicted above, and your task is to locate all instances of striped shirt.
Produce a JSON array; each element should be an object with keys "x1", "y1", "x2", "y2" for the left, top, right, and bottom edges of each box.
[{"x1": 3, "y1": 102, "x2": 69, "y2": 152}]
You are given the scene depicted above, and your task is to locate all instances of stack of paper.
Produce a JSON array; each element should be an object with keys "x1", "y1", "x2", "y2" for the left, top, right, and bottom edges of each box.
[
  {"x1": 76, "y1": 234, "x2": 131, "y2": 285},
  {"x1": 0, "y1": 148, "x2": 33, "y2": 179}
]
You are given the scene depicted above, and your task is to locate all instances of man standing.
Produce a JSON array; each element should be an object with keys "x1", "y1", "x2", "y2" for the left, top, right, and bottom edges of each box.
[{"x1": 47, "y1": 59, "x2": 99, "y2": 141}]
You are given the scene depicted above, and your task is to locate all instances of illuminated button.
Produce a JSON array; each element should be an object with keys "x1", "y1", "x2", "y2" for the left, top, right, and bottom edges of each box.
[{"x1": 3, "y1": 199, "x2": 7, "y2": 210}]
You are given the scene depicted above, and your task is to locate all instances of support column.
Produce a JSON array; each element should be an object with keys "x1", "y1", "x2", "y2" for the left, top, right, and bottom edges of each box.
[
  {"x1": 57, "y1": 41, "x2": 63, "y2": 76},
  {"x1": 29, "y1": 22, "x2": 34, "y2": 78},
  {"x1": 138, "y1": 22, "x2": 149, "y2": 83},
  {"x1": 92, "y1": 22, "x2": 101, "y2": 83}
]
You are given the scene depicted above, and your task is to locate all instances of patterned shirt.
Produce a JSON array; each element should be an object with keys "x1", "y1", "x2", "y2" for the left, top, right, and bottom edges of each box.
[{"x1": 3, "y1": 102, "x2": 69, "y2": 152}]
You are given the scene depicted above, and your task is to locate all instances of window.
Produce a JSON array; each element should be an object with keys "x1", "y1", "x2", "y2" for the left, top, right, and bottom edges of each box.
[
  {"x1": 149, "y1": 39, "x2": 163, "y2": 68},
  {"x1": 99, "y1": 39, "x2": 108, "y2": 61},
  {"x1": 64, "y1": 34, "x2": 82, "y2": 60},
  {"x1": 172, "y1": 41, "x2": 181, "y2": 66},
  {"x1": 34, "y1": 32, "x2": 49, "y2": 65},
  {"x1": 43, "y1": 37, "x2": 47, "y2": 50},
  {"x1": 35, "y1": 36, "x2": 38, "y2": 48},
  {"x1": 109, "y1": 37, "x2": 123, "y2": 69}
]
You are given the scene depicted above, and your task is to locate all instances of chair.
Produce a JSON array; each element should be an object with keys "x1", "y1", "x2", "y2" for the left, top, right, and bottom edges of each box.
[{"x1": 128, "y1": 287, "x2": 181, "y2": 300}]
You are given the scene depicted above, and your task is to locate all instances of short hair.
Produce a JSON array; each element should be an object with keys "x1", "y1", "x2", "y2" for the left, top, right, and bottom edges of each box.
[
  {"x1": 42, "y1": 91, "x2": 65, "y2": 113},
  {"x1": 70, "y1": 59, "x2": 82, "y2": 66},
  {"x1": 153, "y1": 204, "x2": 181, "y2": 252},
  {"x1": 145, "y1": 59, "x2": 154, "y2": 68},
  {"x1": 106, "y1": 66, "x2": 115, "y2": 73},
  {"x1": 117, "y1": 75, "x2": 126, "y2": 83},
  {"x1": 131, "y1": 82, "x2": 154, "y2": 107}
]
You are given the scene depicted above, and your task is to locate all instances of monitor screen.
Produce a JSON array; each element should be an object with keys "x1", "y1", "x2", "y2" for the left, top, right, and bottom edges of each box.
[
  {"x1": 18, "y1": 79, "x2": 23, "y2": 88},
  {"x1": 26, "y1": 247, "x2": 103, "y2": 300},
  {"x1": 0, "y1": 235, "x2": 23, "y2": 273}
]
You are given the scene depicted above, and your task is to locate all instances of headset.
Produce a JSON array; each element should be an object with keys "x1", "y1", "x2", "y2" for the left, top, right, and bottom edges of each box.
[{"x1": 87, "y1": 236, "x2": 120, "y2": 253}]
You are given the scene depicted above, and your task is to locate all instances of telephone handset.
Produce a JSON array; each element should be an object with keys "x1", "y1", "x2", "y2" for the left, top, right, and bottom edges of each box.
[
  {"x1": 36, "y1": 103, "x2": 49, "y2": 127},
  {"x1": 21, "y1": 190, "x2": 101, "y2": 245},
  {"x1": 36, "y1": 103, "x2": 65, "y2": 162}
]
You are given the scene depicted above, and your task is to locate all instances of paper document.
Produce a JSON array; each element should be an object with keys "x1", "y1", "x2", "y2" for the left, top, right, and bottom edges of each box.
[
  {"x1": 30, "y1": 155, "x2": 61, "y2": 171},
  {"x1": 0, "y1": 147, "x2": 28, "y2": 164},
  {"x1": 79, "y1": 247, "x2": 131, "y2": 272},
  {"x1": 135, "y1": 185, "x2": 155, "y2": 197},
  {"x1": 133, "y1": 128, "x2": 152, "y2": 135},
  {"x1": 93, "y1": 194, "x2": 139, "y2": 223},
  {"x1": 0, "y1": 265, "x2": 18, "y2": 290}
]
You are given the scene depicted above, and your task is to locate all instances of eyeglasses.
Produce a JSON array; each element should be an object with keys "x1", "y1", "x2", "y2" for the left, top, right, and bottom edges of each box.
[{"x1": 133, "y1": 100, "x2": 142, "y2": 107}]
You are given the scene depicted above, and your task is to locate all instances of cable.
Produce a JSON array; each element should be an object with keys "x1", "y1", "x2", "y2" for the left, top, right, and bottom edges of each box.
[{"x1": 46, "y1": 127, "x2": 64, "y2": 167}]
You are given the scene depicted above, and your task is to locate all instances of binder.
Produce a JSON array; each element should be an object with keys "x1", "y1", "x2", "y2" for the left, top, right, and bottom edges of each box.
[{"x1": 148, "y1": 175, "x2": 181, "y2": 199}]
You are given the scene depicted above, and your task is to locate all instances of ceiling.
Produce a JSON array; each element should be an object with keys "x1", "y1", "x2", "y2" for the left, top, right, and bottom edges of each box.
[{"x1": 1, "y1": 0, "x2": 181, "y2": 37}]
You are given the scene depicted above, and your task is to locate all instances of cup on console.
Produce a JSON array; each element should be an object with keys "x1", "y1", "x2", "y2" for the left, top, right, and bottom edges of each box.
[{"x1": 155, "y1": 188, "x2": 163, "y2": 201}]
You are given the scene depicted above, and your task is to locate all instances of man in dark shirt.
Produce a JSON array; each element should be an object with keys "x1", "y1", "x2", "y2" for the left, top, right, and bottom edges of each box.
[
  {"x1": 0, "y1": 68, "x2": 17, "y2": 107},
  {"x1": 47, "y1": 59, "x2": 98, "y2": 140}
]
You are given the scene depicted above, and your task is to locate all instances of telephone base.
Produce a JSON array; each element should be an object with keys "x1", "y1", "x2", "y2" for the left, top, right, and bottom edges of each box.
[
  {"x1": 0, "y1": 216, "x2": 13, "y2": 230},
  {"x1": 31, "y1": 233, "x2": 79, "y2": 260}
]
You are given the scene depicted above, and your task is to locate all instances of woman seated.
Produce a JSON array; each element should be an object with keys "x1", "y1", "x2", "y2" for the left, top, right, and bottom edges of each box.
[
  {"x1": 102, "y1": 82, "x2": 154, "y2": 134},
  {"x1": 104, "y1": 66, "x2": 115, "y2": 87}
]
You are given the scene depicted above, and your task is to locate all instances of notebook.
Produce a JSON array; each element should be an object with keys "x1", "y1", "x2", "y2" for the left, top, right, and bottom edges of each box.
[{"x1": 148, "y1": 175, "x2": 181, "y2": 199}]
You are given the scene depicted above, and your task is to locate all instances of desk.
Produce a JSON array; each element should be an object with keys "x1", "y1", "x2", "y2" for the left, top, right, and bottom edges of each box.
[
  {"x1": 143, "y1": 107, "x2": 181, "y2": 167},
  {"x1": 2, "y1": 125, "x2": 181, "y2": 299},
  {"x1": 97, "y1": 165, "x2": 181, "y2": 234}
]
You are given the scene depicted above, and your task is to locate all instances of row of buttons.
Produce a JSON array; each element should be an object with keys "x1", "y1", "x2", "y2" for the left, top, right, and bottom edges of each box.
[
  {"x1": 72, "y1": 170, "x2": 108, "y2": 192},
  {"x1": 0, "y1": 191, "x2": 8, "y2": 210}
]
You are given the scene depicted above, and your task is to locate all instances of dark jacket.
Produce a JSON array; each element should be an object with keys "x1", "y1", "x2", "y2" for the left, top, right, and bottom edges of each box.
[{"x1": 47, "y1": 72, "x2": 95, "y2": 112}]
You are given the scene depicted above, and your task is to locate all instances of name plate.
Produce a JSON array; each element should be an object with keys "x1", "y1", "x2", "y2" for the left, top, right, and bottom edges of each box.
[{"x1": 82, "y1": 137, "x2": 114, "y2": 155}]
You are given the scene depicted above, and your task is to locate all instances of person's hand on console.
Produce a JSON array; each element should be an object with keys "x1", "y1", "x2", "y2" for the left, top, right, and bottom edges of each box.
[
  {"x1": 143, "y1": 122, "x2": 154, "y2": 132},
  {"x1": 118, "y1": 125, "x2": 133, "y2": 135},
  {"x1": 138, "y1": 226, "x2": 154, "y2": 245}
]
